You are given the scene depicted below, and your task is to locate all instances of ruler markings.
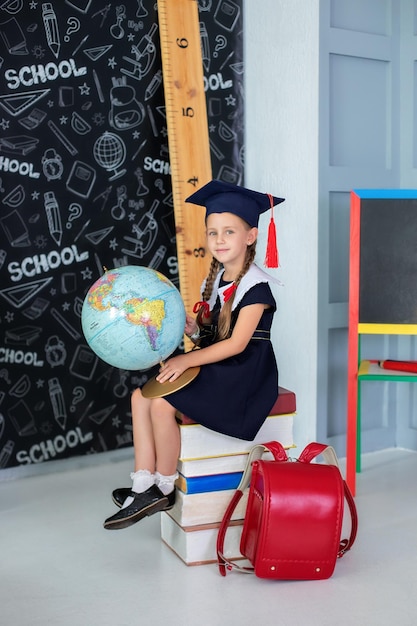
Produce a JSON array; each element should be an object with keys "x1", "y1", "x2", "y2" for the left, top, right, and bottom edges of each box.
[{"x1": 157, "y1": 0, "x2": 212, "y2": 338}]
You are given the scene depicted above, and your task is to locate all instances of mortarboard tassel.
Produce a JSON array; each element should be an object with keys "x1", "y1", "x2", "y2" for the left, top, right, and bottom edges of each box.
[{"x1": 264, "y1": 194, "x2": 279, "y2": 268}]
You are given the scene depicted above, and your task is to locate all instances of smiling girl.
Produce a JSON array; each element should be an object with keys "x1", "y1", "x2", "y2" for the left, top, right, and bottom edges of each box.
[{"x1": 104, "y1": 180, "x2": 284, "y2": 530}]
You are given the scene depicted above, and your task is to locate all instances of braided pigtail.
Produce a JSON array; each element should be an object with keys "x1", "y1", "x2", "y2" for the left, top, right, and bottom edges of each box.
[
  {"x1": 202, "y1": 257, "x2": 221, "y2": 302},
  {"x1": 193, "y1": 257, "x2": 221, "y2": 327},
  {"x1": 216, "y1": 242, "x2": 257, "y2": 341}
]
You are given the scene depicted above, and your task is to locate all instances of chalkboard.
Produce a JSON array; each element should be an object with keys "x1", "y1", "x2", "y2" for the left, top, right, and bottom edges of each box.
[
  {"x1": 352, "y1": 190, "x2": 417, "y2": 325},
  {"x1": 0, "y1": 2, "x2": 244, "y2": 471}
]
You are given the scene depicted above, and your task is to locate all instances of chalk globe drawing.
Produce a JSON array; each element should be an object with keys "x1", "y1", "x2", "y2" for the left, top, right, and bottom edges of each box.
[
  {"x1": 81, "y1": 265, "x2": 186, "y2": 371},
  {"x1": 93, "y1": 131, "x2": 126, "y2": 180}
]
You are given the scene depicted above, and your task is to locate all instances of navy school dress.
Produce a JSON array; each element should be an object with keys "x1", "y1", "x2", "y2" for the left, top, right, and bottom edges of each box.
[{"x1": 165, "y1": 266, "x2": 279, "y2": 441}]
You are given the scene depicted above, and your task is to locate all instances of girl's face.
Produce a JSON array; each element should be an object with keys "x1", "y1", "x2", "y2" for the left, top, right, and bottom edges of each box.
[{"x1": 206, "y1": 212, "x2": 257, "y2": 267}]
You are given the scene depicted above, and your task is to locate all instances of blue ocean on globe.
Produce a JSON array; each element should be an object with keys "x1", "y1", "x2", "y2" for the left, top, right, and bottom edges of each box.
[{"x1": 81, "y1": 266, "x2": 186, "y2": 370}]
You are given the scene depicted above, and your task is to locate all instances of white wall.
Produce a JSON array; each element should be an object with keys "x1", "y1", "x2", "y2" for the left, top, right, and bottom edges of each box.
[{"x1": 244, "y1": 0, "x2": 321, "y2": 447}]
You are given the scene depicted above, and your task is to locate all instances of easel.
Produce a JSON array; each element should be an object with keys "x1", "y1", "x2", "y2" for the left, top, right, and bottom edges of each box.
[{"x1": 346, "y1": 189, "x2": 417, "y2": 495}]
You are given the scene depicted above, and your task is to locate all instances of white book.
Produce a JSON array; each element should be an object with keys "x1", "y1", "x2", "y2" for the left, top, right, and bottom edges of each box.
[
  {"x1": 177, "y1": 448, "x2": 289, "y2": 477},
  {"x1": 167, "y1": 488, "x2": 248, "y2": 527},
  {"x1": 161, "y1": 513, "x2": 245, "y2": 566},
  {"x1": 179, "y1": 412, "x2": 294, "y2": 461}
]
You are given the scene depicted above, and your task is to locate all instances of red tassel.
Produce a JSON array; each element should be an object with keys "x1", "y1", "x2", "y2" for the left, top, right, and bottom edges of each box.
[
  {"x1": 264, "y1": 194, "x2": 279, "y2": 268},
  {"x1": 264, "y1": 216, "x2": 279, "y2": 268}
]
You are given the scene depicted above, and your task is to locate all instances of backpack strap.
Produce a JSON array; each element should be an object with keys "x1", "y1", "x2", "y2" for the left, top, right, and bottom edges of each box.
[
  {"x1": 297, "y1": 442, "x2": 358, "y2": 557},
  {"x1": 216, "y1": 441, "x2": 288, "y2": 576}
]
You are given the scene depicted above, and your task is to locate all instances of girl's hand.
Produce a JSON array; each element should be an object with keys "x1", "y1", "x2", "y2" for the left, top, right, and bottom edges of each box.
[
  {"x1": 184, "y1": 313, "x2": 199, "y2": 337},
  {"x1": 156, "y1": 354, "x2": 192, "y2": 383}
]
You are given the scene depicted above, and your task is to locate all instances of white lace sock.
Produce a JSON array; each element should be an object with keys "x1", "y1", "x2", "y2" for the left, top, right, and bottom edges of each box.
[
  {"x1": 155, "y1": 471, "x2": 178, "y2": 495},
  {"x1": 121, "y1": 469, "x2": 155, "y2": 509}
]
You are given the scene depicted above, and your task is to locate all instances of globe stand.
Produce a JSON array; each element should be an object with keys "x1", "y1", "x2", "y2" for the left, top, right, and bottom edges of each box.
[{"x1": 141, "y1": 366, "x2": 200, "y2": 399}]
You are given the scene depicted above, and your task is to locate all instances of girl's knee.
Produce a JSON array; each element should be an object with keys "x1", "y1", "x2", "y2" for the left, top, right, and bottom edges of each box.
[
  {"x1": 150, "y1": 397, "x2": 176, "y2": 420},
  {"x1": 131, "y1": 387, "x2": 147, "y2": 411}
]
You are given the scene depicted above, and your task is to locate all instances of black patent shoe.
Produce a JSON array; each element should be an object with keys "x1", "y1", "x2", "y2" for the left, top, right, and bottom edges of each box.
[
  {"x1": 112, "y1": 487, "x2": 131, "y2": 508},
  {"x1": 112, "y1": 486, "x2": 176, "y2": 510},
  {"x1": 104, "y1": 485, "x2": 170, "y2": 530}
]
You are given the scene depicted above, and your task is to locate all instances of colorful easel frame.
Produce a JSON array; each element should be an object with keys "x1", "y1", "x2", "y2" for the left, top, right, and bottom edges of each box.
[{"x1": 346, "y1": 189, "x2": 417, "y2": 495}]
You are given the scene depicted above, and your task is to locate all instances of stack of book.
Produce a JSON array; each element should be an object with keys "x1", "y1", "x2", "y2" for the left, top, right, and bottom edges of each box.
[{"x1": 161, "y1": 386, "x2": 296, "y2": 566}]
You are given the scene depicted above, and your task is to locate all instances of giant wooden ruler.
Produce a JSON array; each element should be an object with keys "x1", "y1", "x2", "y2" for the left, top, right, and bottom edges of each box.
[{"x1": 157, "y1": 0, "x2": 212, "y2": 326}]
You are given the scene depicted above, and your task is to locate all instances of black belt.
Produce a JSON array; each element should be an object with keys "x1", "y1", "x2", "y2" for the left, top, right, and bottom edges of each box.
[
  {"x1": 201, "y1": 327, "x2": 270, "y2": 341},
  {"x1": 251, "y1": 330, "x2": 271, "y2": 340}
]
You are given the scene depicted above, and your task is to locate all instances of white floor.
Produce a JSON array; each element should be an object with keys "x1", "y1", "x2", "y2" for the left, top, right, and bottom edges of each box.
[{"x1": 1, "y1": 447, "x2": 417, "y2": 626}]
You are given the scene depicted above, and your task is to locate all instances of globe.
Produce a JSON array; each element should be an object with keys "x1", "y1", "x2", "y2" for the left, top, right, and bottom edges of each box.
[{"x1": 81, "y1": 266, "x2": 186, "y2": 370}]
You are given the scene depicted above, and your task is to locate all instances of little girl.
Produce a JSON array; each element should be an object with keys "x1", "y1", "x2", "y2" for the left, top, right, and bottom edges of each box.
[{"x1": 104, "y1": 179, "x2": 284, "y2": 530}]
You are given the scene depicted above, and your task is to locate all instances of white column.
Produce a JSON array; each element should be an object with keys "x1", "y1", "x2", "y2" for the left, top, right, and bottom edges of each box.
[{"x1": 244, "y1": 0, "x2": 321, "y2": 445}]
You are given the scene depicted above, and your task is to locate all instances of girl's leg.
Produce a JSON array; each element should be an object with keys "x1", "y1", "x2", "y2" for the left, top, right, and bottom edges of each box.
[
  {"x1": 131, "y1": 387, "x2": 156, "y2": 472},
  {"x1": 119, "y1": 388, "x2": 156, "y2": 506},
  {"x1": 107, "y1": 387, "x2": 156, "y2": 513},
  {"x1": 150, "y1": 398, "x2": 180, "y2": 496},
  {"x1": 150, "y1": 397, "x2": 180, "y2": 475},
  {"x1": 131, "y1": 392, "x2": 180, "y2": 490},
  {"x1": 103, "y1": 393, "x2": 179, "y2": 530}
]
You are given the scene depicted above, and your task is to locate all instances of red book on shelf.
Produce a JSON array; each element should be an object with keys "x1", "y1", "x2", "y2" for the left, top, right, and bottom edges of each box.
[{"x1": 379, "y1": 360, "x2": 417, "y2": 374}]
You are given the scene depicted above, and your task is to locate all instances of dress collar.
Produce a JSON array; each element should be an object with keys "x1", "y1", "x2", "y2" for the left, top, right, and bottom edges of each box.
[{"x1": 205, "y1": 263, "x2": 283, "y2": 311}]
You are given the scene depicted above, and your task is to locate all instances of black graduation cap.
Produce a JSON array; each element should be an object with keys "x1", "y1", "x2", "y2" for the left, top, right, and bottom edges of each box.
[
  {"x1": 185, "y1": 179, "x2": 285, "y2": 267},
  {"x1": 185, "y1": 179, "x2": 284, "y2": 228}
]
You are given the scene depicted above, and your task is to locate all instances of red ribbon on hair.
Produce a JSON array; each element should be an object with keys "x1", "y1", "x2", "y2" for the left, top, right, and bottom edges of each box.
[
  {"x1": 193, "y1": 301, "x2": 210, "y2": 320},
  {"x1": 223, "y1": 282, "x2": 237, "y2": 303}
]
